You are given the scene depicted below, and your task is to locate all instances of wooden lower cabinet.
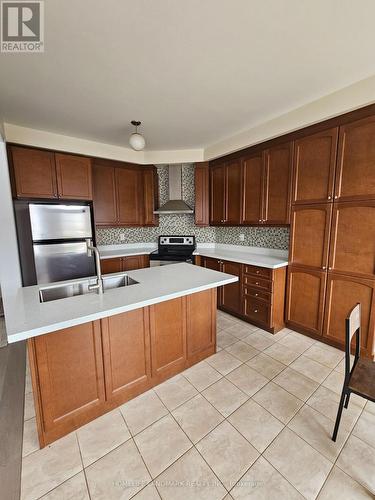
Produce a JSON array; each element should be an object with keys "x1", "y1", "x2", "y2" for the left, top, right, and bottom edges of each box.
[
  {"x1": 149, "y1": 297, "x2": 187, "y2": 383},
  {"x1": 186, "y1": 289, "x2": 216, "y2": 365},
  {"x1": 101, "y1": 308, "x2": 151, "y2": 405},
  {"x1": 221, "y1": 261, "x2": 242, "y2": 315},
  {"x1": 28, "y1": 321, "x2": 106, "y2": 446},
  {"x1": 285, "y1": 266, "x2": 326, "y2": 336},
  {"x1": 29, "y1": 290, "x2": 216, "y2": 447},
  {"x1": 101, "y1": 254, "x2": 149, "y2": 274},
  {"x1": 323, "y1": 273, "x2": 375, "y2": 357}
]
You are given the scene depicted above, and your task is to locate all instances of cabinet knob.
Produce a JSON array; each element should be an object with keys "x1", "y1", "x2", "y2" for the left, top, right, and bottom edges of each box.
[
  {"x1": 329, "y1": 266, "x2": 332, "y2": 270},
  {"x1": 255, "y1": 293, "x2": 258, "y2": 296},
  {"x1": 322, "y1": 266, "x2": 326, "y2": 270},
  {"x1": 254, "y1": 309, "x2": 258, "y2": 313},
  {"x1": 259, "y1": 219, "x2": 262, "y2": 223},
  {"x1": 255, "y1": 282, "x2": 259, "y2": 285},
  {"x1": 334, "y1": 196, "x2": 338, "y2": 199},
  {"x1": 328, "y1": 196, "x2": 332, "y2": 200},
  {"x1": 256, "y1": 270, "x2": 260, "y2": 274}
]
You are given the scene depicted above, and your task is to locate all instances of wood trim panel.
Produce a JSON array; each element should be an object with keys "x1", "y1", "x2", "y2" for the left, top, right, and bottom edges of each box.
[
  {"x1": 195, "y1": 162, "x2": 210, "y2": 226},
  {"x1": 186, "y1": 289, "x2": 216, "y2": 365}
]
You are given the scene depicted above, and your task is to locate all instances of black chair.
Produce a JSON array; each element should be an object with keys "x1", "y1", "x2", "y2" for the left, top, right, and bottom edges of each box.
[{"x1": 332, "y1": 303, "x2": 375, "y2": 441}]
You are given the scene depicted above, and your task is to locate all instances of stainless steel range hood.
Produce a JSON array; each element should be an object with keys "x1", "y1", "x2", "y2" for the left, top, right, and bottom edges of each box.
[{"x1": 154, "y1": 165, "x2": 194, "y2": 215}]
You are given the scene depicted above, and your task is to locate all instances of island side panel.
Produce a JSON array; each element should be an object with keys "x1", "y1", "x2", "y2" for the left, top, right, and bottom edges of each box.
[
  {"x1": 28, "y1": 321, "x2": 106, "y2": 447},
  {"x1": 186, "y1": 288, "x2": 217, "y2": 366},
  {"x1": 28, "y1": 289, "x2": 218, "y2": 447}
]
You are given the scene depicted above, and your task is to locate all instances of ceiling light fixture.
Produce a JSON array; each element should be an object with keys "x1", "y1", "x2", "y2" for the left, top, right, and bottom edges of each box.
[{"x1": 129, "y1": 120, "x2": 146, "y2": 151}]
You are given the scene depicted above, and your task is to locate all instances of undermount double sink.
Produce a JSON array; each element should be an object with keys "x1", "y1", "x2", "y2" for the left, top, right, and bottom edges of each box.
[{"x1": 39, "y1": 273, "x2": 139, "y2": 303}]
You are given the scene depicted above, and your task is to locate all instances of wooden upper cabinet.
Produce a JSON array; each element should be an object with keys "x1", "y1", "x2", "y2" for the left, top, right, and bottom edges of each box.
[
  {"x1": 186, "y1": 289, "x2": 216, "y2": 364},
  {"x1": 93, "y1": 163, "x2": 117, "y2": 225},
  {"x1": 328, "y1": 201, "x2": 375, "y2": 279},
  {"x1": 143, "y1": 167, "x2": 158, "y2": 226},
  {"x1": 221, "y1": 260, "x2": 242, "y2": 315},
  {"x1": 116, "y1": 167, "x2": 143, "y2": 226},
  {"x1": 335, "y1": 115, "x2": 375, "y2": 201},
  {"x1": 195, "y1": 162, "x2": 209, "y2": 226},
  {"x1": 225, "y1": 160, "x2": 242, "y2": 224},
  {"x1": 323, "y1": 273, "x2": 375, "y2": 356},
  {"x1": 30, "y1": 321, "x2": 106, "y2": 445},
  {"x1": 242, "y1": 153, "x2": 264, "y2": 224},
  {"x1": 286, "y1": 266, "x2": 327, "y2": 336},
  {"x1": 10, "y1": 146, "x2": 57, "y2": 199},
  {"x1": 101, "y1": 309, "x2": 151, "y2": 405},
  {"x1": 292, "y1": 128, "x2": 338, "y2": 204},
  {"x1": 210, "y1": 164, "x2": 226, "y2": 224},
  {"x1": 149, "y1": 297, "x2": 187, "y2": 383},
  {"x1": 263, "y1": 142, "x2": 293, "y2": 224},
  {"x1": 55, "y1": 153, "x2": 92, "y2": 200},
  {"x1": 289, "y1": 204, "x2": 333, "y2": 271}
]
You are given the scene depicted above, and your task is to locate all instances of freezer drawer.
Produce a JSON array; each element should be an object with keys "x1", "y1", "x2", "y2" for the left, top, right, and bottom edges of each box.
[
  {"x1": 33, "y1": 242, "x2": 95, "y2": 284},
  {"x1": 30, "y1": 204, "x2": 92, "y2": 241}
]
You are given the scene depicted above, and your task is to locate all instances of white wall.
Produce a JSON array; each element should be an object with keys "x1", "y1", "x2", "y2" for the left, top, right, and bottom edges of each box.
[{"x1": 0, "y1": 139, "x2": 22, "y2": 302}]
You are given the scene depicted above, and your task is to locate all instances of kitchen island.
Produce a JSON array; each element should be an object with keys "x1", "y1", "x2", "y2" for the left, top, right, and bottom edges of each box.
[{"x1": 6, "y1": 264, "x2": 237, "y2": 446}]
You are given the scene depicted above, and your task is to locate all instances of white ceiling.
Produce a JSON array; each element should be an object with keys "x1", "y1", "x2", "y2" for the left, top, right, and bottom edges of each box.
[{"x1": 1, "y1": 0, "x2": 375, "y2": 152}]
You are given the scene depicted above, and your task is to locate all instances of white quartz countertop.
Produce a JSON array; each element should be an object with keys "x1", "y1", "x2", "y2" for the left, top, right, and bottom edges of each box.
[
  {"x1": 98, "y1": 243, "x2": 156, "y2": 259},
  {"x1": 5, "y1": 263, "x2": 237, "y2": 344},
  {"x1": 195, "y1": 246, "x2": 288, "y2": 269},
  {"x1": 98, "y1": 243, "x2": 288, "y2": 269}
]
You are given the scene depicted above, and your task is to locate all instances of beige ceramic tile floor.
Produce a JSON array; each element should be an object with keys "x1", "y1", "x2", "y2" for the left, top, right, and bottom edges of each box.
[{"x1": 21, "y1": 311, "x2": 375, "y2": 499}]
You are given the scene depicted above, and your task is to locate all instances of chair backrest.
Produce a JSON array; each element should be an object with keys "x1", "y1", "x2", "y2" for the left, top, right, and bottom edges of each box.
[{"x1": 345, "y1": 303, "x2": 361, "y2": 378}]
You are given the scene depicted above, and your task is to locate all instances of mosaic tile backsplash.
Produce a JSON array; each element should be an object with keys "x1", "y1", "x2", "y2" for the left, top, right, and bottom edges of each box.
[{"x1": 96, "y1": 164, "x2": 290, "y2": 250}]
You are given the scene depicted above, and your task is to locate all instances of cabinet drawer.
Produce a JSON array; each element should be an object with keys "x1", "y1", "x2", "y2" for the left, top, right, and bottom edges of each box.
[
  {"x1": 244, "y1": 276, "x2": 273, "y2": 291},
  {"x1": 244, "y1": 286, "x2": 271, "y2": 303},
  {"x1": 243, "y1": 297, "x2": 270, "y2": 325},
  {"x1": 244, "y1": 265, "x2": 272, "y2": 280}
]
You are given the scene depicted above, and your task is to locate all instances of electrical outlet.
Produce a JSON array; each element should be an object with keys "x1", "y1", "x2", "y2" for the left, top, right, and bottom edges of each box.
[
  {"x1": 239, "y1": 233, "x2": 245, "y2": 242},
  {"x1": 120, "y1": 234, "x2": 126, "y2": 242}
]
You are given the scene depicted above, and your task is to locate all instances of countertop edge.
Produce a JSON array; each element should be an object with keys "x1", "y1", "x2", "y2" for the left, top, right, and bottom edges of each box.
[
  {"x1": 196, "y1": 250, "x2": 288, "y2": 269},
  {"x1": 7, "y1": 276, "x2": 238, "y2": 344}
]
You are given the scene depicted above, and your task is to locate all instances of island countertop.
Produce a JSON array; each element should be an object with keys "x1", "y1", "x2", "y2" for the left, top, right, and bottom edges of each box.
[{"x1": 4, "y1": 263, "x2": 238, "y2": 344}]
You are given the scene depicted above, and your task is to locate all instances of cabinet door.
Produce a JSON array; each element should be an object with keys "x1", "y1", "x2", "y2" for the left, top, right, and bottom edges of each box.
[
  {"x1": 263, "y1": 142, "x2": 293, "y2": 224},
  {"x1": 225, "y1": 160, "x2": 242, "y2": 224},
  {"x1": 101, "y1": 258, "x2": 123, "y2": 274},
  {"x1": 143, "y1": 167, "x2": 158, "y2": 226},
  {"x1": 10, "y1": 146, "x2": 57, "y2": 199},
  {"x1": 149, "y1": 297, "x2": 187, "y2": 383},
  {"x1": 202, "y1": 256, "x2": 221, "y2": 272},
  {"x1": 242, "y1": 153, "x2": 264, "y2": 224},
  {"x1": 92, "y1": 164, "x2": 118, "y2": 225},
  {"x1": 286, "y1": 266, "x2": 327, "y2": 336},
  {"x1": 116, "y1": 167, "x2": 143, "y2": 226},
  {"x1": 55, "y1": 153, "x2": 92, "y2": 200},
  {"x1": 30, "y1": 321, "x2": 105, "y2": 445},
  {"x1": 102, "y1": 309, "x2": 151, "y2": 404},
  {"x1": 292, "y1": 128, "x2": 338, "y2": 204},
  {"x1": 123, "y1": 255, "x2": 144, "y2": 271},
  {"x1": 329, "y1": 201, "x2": 375, "y2": 279},
  {"x1": 323, "y1": 273, "x2": 375, "y2": 356},
  {"x1": 289, "y1": 204, "x2": 332, "y2": 271},
  {"x1": 221, "y1": 260, "x2": 242, "y2": 315},
  {"x1": 195, "y1": 162, "x2": 209, "y2": 226},
  {"x1": 210, "y1": 164, "x2": 226, "y2": 224},
  {"x1": 335, "y1": 115, "x2": 375, "y2": 201},
  {"x1": 186, "y1": 289, "x2": 216, "y2": 365}
]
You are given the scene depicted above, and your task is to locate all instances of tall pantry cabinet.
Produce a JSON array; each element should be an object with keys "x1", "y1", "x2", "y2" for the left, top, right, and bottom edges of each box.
[{"x1": 286, "y1": 116, "x2": 375, "y2": 358}]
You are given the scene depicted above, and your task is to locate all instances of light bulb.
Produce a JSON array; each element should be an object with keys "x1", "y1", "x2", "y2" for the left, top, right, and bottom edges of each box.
[{"x1": 129, "y1": 132, "x2": 145, "y2": 151}]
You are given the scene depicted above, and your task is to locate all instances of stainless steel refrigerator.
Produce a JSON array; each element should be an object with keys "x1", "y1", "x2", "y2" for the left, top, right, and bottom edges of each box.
[{"x1": 15, "y1": 202, "x2": 96, "y2": 286}]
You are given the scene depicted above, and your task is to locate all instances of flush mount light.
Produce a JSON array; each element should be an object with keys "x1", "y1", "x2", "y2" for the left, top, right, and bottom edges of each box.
[{"x1": 129, "y1": 120, "x2": 146, "y2": 151}]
